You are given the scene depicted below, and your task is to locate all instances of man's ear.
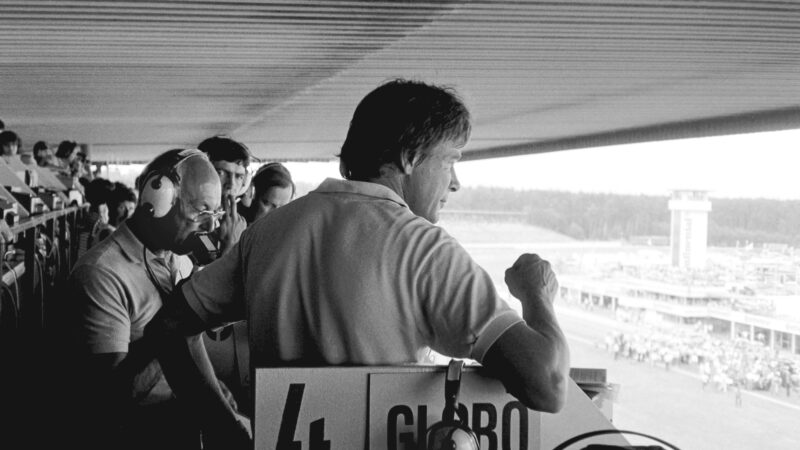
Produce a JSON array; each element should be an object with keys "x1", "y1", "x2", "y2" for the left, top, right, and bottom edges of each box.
[
  {"x1": 377, "y1": 150, "x2": 420, "y2": 178},
  {"x1": 398, "y1": 149, "x2": 419, "y2": 175}
]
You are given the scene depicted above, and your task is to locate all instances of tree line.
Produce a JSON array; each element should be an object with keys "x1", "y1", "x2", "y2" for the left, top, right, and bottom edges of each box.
[{"x1": 445, "y1": 187, "x2": 800, "y2": 247}]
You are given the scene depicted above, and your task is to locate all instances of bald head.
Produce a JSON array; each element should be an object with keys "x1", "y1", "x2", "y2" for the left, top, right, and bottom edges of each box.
[
  {"x1": 132, "y1": 149, "x2": 224, "y2": 255},
  {"x1": 177, "y1": 156, "x2": 221, "y2": 212}
]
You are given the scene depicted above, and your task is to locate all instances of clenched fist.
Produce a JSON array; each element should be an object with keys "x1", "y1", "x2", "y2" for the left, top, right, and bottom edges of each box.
[{"x1": 504, "y1": 253, "x2": 558, "y2": 304}]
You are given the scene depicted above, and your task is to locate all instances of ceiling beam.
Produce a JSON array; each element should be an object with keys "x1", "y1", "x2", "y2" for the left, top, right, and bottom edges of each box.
[{"x1": 462, "y1": 106, "x2": 800, "y2": 161}]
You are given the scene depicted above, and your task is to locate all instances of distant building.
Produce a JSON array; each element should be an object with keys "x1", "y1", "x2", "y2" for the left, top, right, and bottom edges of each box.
[
  {"x1": 668, "y1": 190, "x2": 711, "y2": 269},
  {"x1": 560, "y1": 277, "x2": 800, "y2": 357}
]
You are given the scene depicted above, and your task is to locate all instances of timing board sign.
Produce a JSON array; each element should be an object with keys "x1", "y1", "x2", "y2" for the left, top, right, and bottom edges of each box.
[
  {"x1": 369, "y1": 370, "x2": 539, "y2": 450},
  {"x1": 254, "y1": 367, "x2": 369, "y2": 449},
  {"x1": 254, "y1": 365, "x2": 624, "y2": 450}
]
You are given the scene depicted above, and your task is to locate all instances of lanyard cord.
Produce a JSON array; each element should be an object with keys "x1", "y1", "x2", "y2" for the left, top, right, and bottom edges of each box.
[{"x1": 143, "y1": 245, "x2": 172, "y2": 299}]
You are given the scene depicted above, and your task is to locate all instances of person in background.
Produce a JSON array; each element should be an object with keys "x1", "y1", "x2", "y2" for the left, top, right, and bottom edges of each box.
[
  {"x1": 66, "y1": 149, "x2": 247, "y2": 450},
  {"x1": 236, "y1": 182, "x2": 254, "y2": 219},
  {"x1": 78, "y1": 178, "x2": 116, "y2": 251},
  {"x1": 0, "y1": 127, "x2": 12, "y2": 246},
  {"x1": 74, "y1": 145, "x2": 95, "y2": 181},
  {"x1": 197, "y1": 136, "x2": 251, "y2": 256},
  {"x1": 33, "y1": 141, "x2": 57, "y2": 167},
  {"x1": 0, "y1": 130, "x2": 19, "y2": 156},
  {"x1": 148, "y1": 79, "x2": 570, "y2": 425},
  {"x1": 56, "y1": 140, "x2": 79, "y2": 169},
  {"x1": 243, "y1": 162, "x2": 295, "y2": 223},
  {"x1": 108, "y1": 182, "x2": 137, "y2": 227},
  {"x1": 56, "y1": 140, "x2": 93, "y2": 181}
]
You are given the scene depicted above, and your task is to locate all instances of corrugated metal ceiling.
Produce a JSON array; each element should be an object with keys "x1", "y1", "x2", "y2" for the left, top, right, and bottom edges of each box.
[{"x1": 1, "y1": 0, "x2": 799, "y2": 163}]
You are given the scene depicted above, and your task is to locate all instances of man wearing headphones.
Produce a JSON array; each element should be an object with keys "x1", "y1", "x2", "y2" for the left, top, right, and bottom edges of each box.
[{"x1": 66, "y1": 149, "x2": 249, "y2": 449}]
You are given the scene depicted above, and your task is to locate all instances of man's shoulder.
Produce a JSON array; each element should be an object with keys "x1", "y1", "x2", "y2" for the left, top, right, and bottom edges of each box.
[
  {"x1": 72, "y1": 233, "x2": 131, "y2": 278},
  {"x1": 398, "y1": 216, "x2": 459, "y2": 244}
]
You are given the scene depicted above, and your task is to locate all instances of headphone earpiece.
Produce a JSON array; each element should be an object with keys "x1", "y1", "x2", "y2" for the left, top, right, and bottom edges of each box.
[
  {"x1": 425, "y1": 360, "x2": 480, "y2": 450},
  {"x1": 136, "y1": 148, "x2": 207, "y2": 219},
  {"x1": 139, "y1": 174, "x2": 177, "y2": 218},
  {"x1": 426, "y1": 422, "x2": 479, "y2": 450}
]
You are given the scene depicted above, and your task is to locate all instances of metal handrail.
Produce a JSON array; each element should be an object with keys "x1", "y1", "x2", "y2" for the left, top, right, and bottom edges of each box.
[{"x1": 8, "y1": 204, "x2": 88, "y2": 235}]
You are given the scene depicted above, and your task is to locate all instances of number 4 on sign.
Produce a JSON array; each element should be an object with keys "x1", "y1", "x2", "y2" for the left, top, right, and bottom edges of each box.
[{"x1": 276, "y1": 383, "x2": 332, "y2": 450}]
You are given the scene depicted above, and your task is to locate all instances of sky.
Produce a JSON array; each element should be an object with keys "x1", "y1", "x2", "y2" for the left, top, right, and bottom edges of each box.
[{"x1": 283, "y1": 128, "x2": 800, "y2": 200}]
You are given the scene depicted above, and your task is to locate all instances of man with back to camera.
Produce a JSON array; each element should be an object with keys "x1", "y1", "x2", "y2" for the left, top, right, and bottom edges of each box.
[
  {"x1": 65, "y1": 148, "x2": 249, "y2": 450},
  {"x1": 148, "y1": 79, "x2": 570, "y2": 431},
  {"x1": 197, "y1": 135, "x2": 252, "y2": 257}
]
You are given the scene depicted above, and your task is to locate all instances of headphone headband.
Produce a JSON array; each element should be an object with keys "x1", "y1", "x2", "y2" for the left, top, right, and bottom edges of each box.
[
  {"x1": 138, "y1": 148, "x2": 209, "y2": 218},
  {"x1": 137, "y1": 148, "x2": 207, "y2": 191}
]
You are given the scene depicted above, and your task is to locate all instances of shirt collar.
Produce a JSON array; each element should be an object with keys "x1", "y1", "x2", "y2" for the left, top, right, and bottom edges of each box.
[
  {"x1": 313, "y1": 178, "x2": 408, "y2": 208},
  {"x1": 112, "y1": 221, "x2": 171, "y2": 263}
]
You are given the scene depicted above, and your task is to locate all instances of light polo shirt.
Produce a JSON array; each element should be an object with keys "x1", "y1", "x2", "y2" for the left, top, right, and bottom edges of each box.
[
  {"x1": 183, "y1": 178, "x2": 523, "y2": 367},
  {"x1": 70, "y1": 222, "x2": 193, "y2": 399}
]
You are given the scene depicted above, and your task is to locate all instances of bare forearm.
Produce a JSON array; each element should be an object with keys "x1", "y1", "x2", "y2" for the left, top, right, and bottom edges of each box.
[
  {"x1": 146, "y1": 297, "x2": 250, "y2": 447},
  {"x1": 495, "y1": 253, "x2": 570, "y2": 411},
  {"x1": 520, "y1": 290, "x2": 565, "y2": 340},
  {"x1": 484, "y1": 319, "x2": 570, "y2": 412},
  {"x1": 157, "y1": 334, "x2": 238, "y2": 427}
]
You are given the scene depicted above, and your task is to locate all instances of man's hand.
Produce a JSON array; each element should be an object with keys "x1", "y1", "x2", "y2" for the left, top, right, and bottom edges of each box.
[
  {"x1": 217, "y1": 379, "x2": 239, "y2": 412},
  {"x1": 504, "y1": 253, "x2": 558, "y2": 304},
  {"x1": 218, "y1": 194, "x2": 246, "y2": 254}
]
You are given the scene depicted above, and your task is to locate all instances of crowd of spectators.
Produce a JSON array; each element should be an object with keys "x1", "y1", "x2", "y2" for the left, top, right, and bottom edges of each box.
[
  {"x1": 0, "y1": 118, "x2": 296, "y2": 255},
  {"x1": 603, "y1": 326, "x2": 800, "y2": 397}
]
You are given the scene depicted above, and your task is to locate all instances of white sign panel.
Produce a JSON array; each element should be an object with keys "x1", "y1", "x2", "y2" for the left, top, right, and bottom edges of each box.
[
  {"x1": 369, "y1": 369, "x2": 540, "y2": 450},
  {"x1": 255, "y1": 367, "x2": 370, "y2": 449},
  {"x1": 255, "y1": 366, "x2": 627, "y2": 450}
]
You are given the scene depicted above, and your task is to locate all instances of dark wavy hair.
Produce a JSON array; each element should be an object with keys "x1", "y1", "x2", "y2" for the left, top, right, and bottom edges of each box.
[
  {"x1": 197, "y1": 135, "x2": 252, "y2": 167},
  {"x1": 0, "y1": 130, "x2": 19, "y2": 149},
  {"x1": 56, "y1": 140, "x2": 78, "y2": 159},
  {"x1": 83, "y1": 178, "x2": 115, "y2": 210},
  {"x1": 338, "y1": 79, "x2": 471, "y2": 181},
  {"x1": 33, "y1": 141, "x2": 49, "y2": 153}
]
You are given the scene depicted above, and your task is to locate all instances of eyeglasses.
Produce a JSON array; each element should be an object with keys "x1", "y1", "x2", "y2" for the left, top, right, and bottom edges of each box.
[{"x1": 186, "y1": 203, "x2": 225, "y2": 224}]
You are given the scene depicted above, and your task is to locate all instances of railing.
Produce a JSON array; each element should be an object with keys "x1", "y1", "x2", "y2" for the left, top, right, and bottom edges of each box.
[{"x1": 0, "y1": 204, "x2": 88, "y2": 337}]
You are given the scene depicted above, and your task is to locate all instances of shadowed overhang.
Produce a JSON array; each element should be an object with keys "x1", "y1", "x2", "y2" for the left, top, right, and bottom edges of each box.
[{"x1": 1, "y1": 0, "x2": 798, "y2": 164}]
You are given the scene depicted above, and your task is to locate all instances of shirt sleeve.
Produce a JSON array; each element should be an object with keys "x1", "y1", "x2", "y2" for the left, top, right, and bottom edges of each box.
[
  {"x1": 70, "y1": 264, "x2": 131, "y2": 354},
  {"x1": 417, "y1": 232, "x2": 523, "y2": 363},
  {"x1": 181, "y1": 233, "x2": 245, "y2": 326}
]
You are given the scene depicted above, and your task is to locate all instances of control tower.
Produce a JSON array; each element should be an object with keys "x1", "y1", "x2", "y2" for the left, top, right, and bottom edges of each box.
[{"x1": 668, "y1": 189, "x2": 712, "y2": 269}]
